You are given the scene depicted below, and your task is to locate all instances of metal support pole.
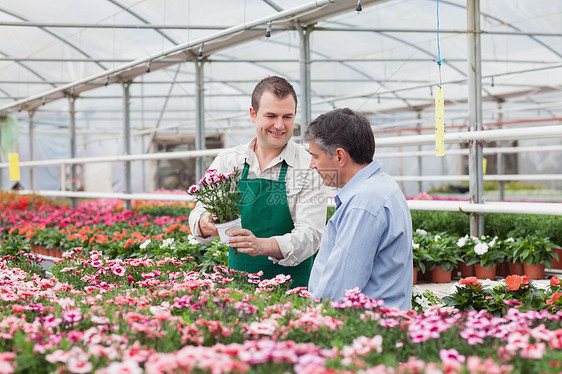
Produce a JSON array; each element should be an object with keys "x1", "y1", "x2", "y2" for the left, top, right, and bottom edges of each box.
[
  {"x1": 141, "y1": 76, "x2": 146, "y2": 193},
  {"x1": 28, "y1": 111, "x2": 36, "y2": 190},
  {"x1": 467, "y1": 0, "x2": 484, "y2": 236},
  {"x1": 497, "y1": 101, "x2": 505, "y2": 201},
  {"x1": 416, "y1": 111, "x2": 423, "y2": 194},
  {"x1": 123, "y1": 81, "x2": 132, "y2": 211},
  {"x1": 298, "y1": 25, "x2": 313, "y2": 134},
  {"x1": 195, "y1": 60, "x2": 206, "y2": 182},
  {"x1": 69, "y1": 96, "x2": 77, "y2": 209}
]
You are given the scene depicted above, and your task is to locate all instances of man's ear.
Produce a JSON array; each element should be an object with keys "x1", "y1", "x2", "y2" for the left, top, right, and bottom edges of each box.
[
  {"x1": 249, "y1": 107, "x2": 256, "y2": 122},
  {"x1": 334, "y1": 148, "x2": 348, "y2": 167}
]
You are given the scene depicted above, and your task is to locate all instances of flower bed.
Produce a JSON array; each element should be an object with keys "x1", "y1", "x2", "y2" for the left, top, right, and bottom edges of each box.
[
  {"x1": 0, "y1": 251, "x2": 561, "y2": 373},
  {"x1": 1, "y1": 194, "x2": 562, "y2": 373}
]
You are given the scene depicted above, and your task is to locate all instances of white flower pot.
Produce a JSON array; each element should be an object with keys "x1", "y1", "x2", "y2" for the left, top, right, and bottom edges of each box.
[{"x1": 215, "y1": 217, "x2": 242, "y2": 244}]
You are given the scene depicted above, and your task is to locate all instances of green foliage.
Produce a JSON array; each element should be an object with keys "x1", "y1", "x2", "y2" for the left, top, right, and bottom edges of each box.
[
  {"x1": 443, "y1": 276, "x2": 561, "y2": 317},
  {"x1": 1, "y1": 252, "x2": 45, "y2": 277},
  {"x1": 413, "y1": 230, "x2": 463, "y2": 272},
  {"x1": 411, "y1": 210, "x2": 469, "y2": 237},
  {"x1": 0, "y1": 235, "x2": 29, "y2": 255},
  {"x1": 511, "y1": 235, "x2": 559, "y2": 267},
  {"x1": 326, "y1": 206, "x2": 335, "y2": 222},
  {"x1": 411, "y1": 210, "x2": 562, "y2": 247},
  {"x1": 442, "y1": 279, "x2": 491, "y2": 312},
  {"x1": 486, "y1": 213, "x2": 550, "y2": 239}
]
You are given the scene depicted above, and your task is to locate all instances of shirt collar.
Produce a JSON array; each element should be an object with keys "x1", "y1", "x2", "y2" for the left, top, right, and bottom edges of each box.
[
  {"x1": 246, "y1": 137, "x2": 297, "y2": 168},
  {"x1": 336, "y1": 159, "x2": 382, "y2": 207}
]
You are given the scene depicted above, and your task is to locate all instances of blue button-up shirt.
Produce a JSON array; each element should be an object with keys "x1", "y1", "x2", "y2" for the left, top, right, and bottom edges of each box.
[{"x1": 308, "y1": 159, "x2": 413, "y2": 310}]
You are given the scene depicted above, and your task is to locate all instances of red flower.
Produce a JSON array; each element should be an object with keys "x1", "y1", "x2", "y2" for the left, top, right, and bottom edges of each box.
[
  {"x1": 459, "y1": 277, "x2": 480, "y2": 286},
  {"x1": 546, "y1": 292, "x2": 561, "y2": 305},
  {"x1": 505, "y1": 275, "x2": 523, "y2": 291},
  {"x1": 551, "y1": 276, "x2": 561, "y2": 286}
]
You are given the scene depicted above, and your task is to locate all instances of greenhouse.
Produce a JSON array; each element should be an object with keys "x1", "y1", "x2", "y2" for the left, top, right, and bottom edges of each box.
[{"x1": 0, "y1": 0, "x2": 561, "y2": 373}]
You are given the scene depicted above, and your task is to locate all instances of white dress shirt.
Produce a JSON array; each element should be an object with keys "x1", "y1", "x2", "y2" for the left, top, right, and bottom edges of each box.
[{"x1": 189, "y1": 138, "x2": 327, "y2": 266}]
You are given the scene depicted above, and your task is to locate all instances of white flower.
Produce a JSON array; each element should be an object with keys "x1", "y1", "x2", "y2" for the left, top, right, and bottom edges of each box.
[
  {"x1": 139, "y1": 239, "x2": 151, "y2": 249},
  {"x1": 412, "y1": 242, "x2": 420, "y2": 249},
  {"x1": 506, "y1": 237, "x2": 514, "y2": 243},
  {"x1": 474, "y1": 242, "x2": 489, "y2": 256},
  {"x1": 160, "y1": 238, "x2": 175, "y2": 249},
  {"x1": 457, "y1": 235, "x2": 468, "y2": 247},
  {"x1": 416, "y1": 229, "x2": 427, "y2": 235},
  {"x1": 433, "y1": 235, "x2": 441, "y2": 242},
  {"x1": 488, "y1": 236, "x2": 498, "y2": 247},
  {"x1": 187, "y1": 234, "x2": 199, "y2": 246}
]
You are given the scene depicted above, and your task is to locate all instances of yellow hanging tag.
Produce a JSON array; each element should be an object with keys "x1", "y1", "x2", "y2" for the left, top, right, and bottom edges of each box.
[
  {"x1": 483, "y1": 158, "x2": 487, "y2": 174},
  {"x1": 8, "y1": 153, "x2": 21, "y2": 181},
  {"x1": 435, "y1": 88, "x2": 445, "y2": 156}
]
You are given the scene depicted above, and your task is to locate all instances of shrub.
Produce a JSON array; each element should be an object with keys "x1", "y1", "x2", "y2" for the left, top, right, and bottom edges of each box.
[{"x1": 411, "y1": 211, "x2": 469, "y2": 237}]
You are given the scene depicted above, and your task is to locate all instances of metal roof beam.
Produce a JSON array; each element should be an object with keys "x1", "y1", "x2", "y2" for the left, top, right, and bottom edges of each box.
[{"x1": 1, "y1": 0, "x2": 384, "y2": 115}]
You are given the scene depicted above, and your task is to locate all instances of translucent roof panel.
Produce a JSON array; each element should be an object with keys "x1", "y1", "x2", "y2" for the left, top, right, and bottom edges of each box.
[{"x1": 0, "y1": 0, "x2": 559, "y2": 145}]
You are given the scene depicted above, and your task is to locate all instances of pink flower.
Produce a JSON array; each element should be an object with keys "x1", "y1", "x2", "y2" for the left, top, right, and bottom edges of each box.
[
  {"x1": 43, "y1": 314, "x2": 63, "y2": 329},
  {"x1": 111, "y1": 266, "x2": 125, "y2": 276},
  {"x1": 128, "y1": 259, "x2": 142, "y2": 267},
  {"x1": 62, "y1": 309, "x2": 82, "y2": 323},
  {"x1": 187, "y1": 185, "x2": 199, "y2": 194},
  {"x1": 439, "y1": 348, "x2": 465, "y2": 363},
  {"x1": 286, "y1": 287, "x2": 307, "y2": 295},
  {"x1": 379, "y1": 318, "x2": 399, "y2": 328},
  {"x1": 549, "y1": 329, "x2": 562, "y2": 349},
  {"x1": 519, "y1": 342, "x2": 546, "y2": 359},
  {"x1": 46, "y1": 349, "x2": 71, "y2": 363},
  {"x1": 96, "y1": 360, "x2": 143, "y2": 374},
  {"x1": 67, "y1": 356, "x2": 93, "y2": 373},
  {"x1": 0, "y1": 292, "x2": 18, "y2": 301},
  {"x1": 91, "y1": 260, "x2": 103, "y2": 268},
  {"x1": 0, "y1": 353, "x2": 16, "y2": 361},
  {"x1": 0, "y1": 361, "x2": 15, "y2": 374},
  {"x1": 398, "y1": 357, "x2": 426, "y2": 372},
  {"x1": 245, "y1": 321, "x2": 278, "y2": 337}
]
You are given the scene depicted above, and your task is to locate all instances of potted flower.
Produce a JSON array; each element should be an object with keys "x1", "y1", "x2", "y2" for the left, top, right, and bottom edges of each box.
[
  {"x1": 501, "y1": 237, "x2": 524, "y2": 275},
  {"x1": 422, "y1": 232, "x2": 463, "y2": 283},
  {"x1": 412, "y1": 229, "x2": 433, "y2": 283},
  {"x1": 455, "y1": 234, "x2": 476, "y2": 277},
  {"x1": 187, "y1": 168, "x2": 242, "y2": 244},
  {"x1": 463, "y1": 235, "x2": 505, "y2": 280},
  {"x1": 511, "y1": 235, "x2": 560, "y2": 279}
]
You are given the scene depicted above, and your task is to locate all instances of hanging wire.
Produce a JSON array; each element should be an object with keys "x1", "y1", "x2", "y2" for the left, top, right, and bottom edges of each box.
[{"x1": 434, "y1": 0, "x2": 446, "y2": 88}]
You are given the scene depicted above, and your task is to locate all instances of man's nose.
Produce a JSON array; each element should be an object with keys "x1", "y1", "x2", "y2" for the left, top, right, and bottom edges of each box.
[{"x1": 273, "y1": 119, "x2": 284, "y2": 129}]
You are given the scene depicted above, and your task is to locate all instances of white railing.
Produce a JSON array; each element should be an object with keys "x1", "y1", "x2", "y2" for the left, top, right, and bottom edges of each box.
[{"x1": 2, "y1": 124, "x2": 561, "y2": 215}]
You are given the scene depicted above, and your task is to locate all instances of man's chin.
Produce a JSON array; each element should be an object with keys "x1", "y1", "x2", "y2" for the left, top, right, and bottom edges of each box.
[{"x1": 262, "y1": 136, "x2": 288, "y2": 148}]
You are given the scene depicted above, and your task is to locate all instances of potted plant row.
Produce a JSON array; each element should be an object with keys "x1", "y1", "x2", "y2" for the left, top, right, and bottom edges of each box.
[{"x1": 413, "y1": 230, "x2": 560, "y2": 283}]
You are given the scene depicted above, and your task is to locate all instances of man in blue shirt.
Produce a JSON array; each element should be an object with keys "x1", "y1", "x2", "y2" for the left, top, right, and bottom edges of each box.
[{"x1": 305, "y1": 108, "x2": 413, "y2": 310}]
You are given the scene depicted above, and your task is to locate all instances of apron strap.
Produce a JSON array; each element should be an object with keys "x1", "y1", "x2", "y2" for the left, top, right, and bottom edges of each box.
[
  {"x1": 241, "y1": 162, "x2": 250, "y2": 180},
  {"x1": 278, "y1": 162, "x2": 288, "y2": 182}
]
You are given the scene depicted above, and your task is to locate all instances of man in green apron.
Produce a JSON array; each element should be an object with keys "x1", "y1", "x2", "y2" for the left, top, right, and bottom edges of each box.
[{"x1": 189, "y1": 76, "x2": 326, "y2": 287}]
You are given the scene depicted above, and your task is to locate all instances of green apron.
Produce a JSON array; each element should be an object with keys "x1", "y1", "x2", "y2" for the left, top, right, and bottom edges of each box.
[{"x1": 229, "y1": 161, "x2": 313, "y2": 287}]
